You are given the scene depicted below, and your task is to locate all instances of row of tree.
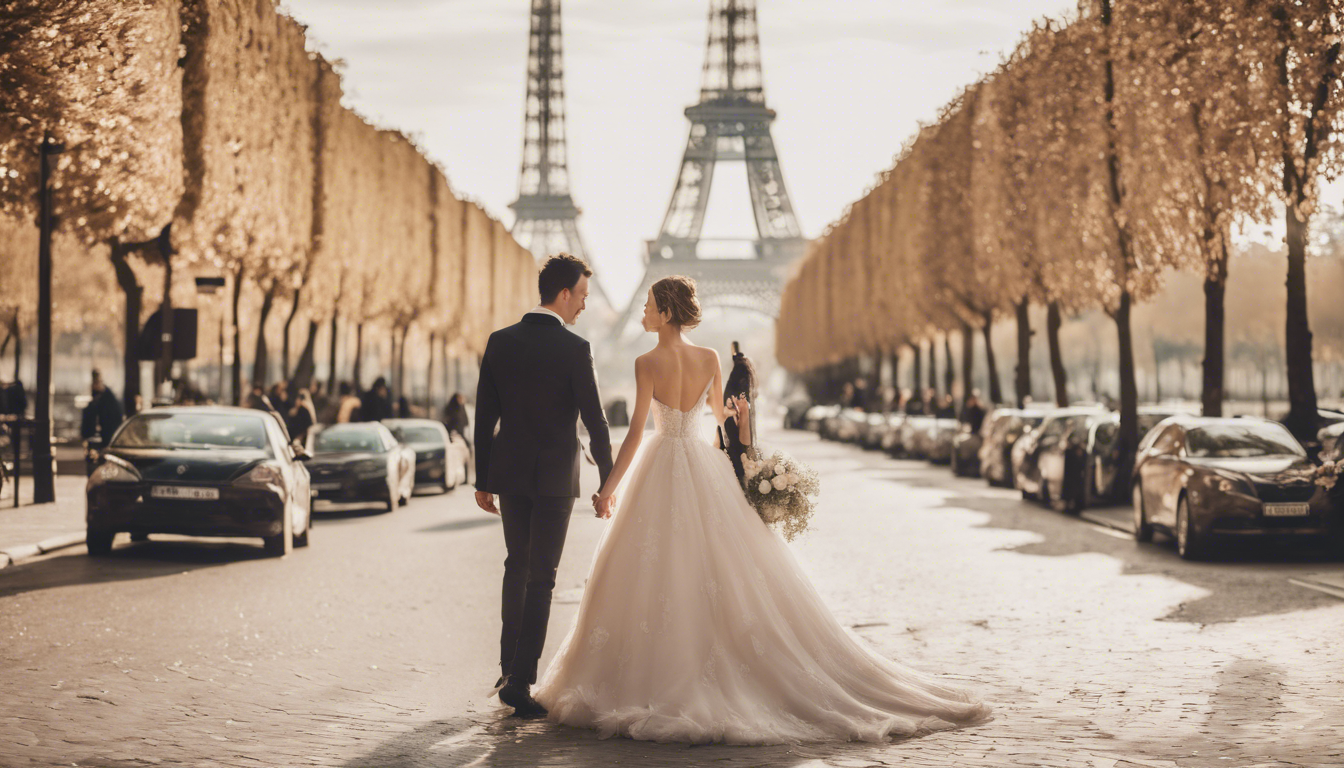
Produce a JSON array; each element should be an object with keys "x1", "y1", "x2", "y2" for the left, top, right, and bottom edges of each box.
[
  {"x1": 0, "y1": 0, "x2": 536, "y2": 413},
  {"x1": 777, "y1": 0, "x2": 1342, "y2": 477}
]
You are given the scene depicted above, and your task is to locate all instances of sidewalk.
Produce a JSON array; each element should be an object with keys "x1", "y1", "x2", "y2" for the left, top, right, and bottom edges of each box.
[{"x1": 0, "y1": 474, "x2": 88, "y2": 568}]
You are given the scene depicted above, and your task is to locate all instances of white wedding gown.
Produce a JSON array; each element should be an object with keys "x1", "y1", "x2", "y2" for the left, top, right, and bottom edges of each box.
[{"x1": 533, "y1": 380, "x2": 991, "y2": 744}]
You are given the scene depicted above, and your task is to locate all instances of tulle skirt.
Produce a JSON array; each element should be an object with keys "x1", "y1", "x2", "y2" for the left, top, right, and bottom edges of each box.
[{"x1": 533, "y1": 430, "x2": 991, "y2": 744}]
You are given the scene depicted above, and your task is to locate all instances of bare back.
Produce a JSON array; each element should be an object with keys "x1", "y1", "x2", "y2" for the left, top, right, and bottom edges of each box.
[{"x1": 644, "y1": 343, "x2": 720, "y2": 413}]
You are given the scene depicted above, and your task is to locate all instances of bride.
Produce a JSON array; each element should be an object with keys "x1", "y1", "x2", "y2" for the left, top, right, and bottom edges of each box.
[{"x1": 533, "y1": 276, "x2": 990, "y2": 744}]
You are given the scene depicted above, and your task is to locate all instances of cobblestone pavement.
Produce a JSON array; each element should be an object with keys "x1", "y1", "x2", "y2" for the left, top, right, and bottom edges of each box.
[{"x1": 1, "y1": 426, "x2": 1341, "y2": 768}]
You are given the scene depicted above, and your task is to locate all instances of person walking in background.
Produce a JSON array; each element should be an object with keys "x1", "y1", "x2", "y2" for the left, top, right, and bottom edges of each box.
[
  {"x1": 335, "y1": 382, "x2": 362, "y2": 423},
  {"x1": 961, "y1": 391, "x2": 987, "y2": 433},
  {"x1": 360, "y1": 377, "x2": 393, "y2": 422},
  {"x1": 81, "y1": 369, "x2": 124, "y2": 473},
  {"x1": 443, "y1": 392, "x2": 471, "y2": 447},
  {"x1": 936, "y1": 393, "x2": 957, "y2": 419},
  {"x1": 287, "y1": 389, "x2": 317, "y2": 445},
  {"x1": 904, "y1": 387, "x2": 925, "y2": 415},
  {"x1": 246, "y1": 382, "x2": 279, "y2": 417},
  {"x1": 268, "y1": 380, "x2": 292, "y2": 415}
]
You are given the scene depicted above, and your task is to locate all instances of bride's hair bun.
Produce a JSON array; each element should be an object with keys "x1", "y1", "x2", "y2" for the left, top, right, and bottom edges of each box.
[{"x1": 651, "y1": 276, "x2": 702, "y2": 329}]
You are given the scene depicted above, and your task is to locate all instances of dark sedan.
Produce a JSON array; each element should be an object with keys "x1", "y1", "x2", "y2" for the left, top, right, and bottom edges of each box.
[
  {"x1": 1132, "y1": 417, "x2": 1327, "y2": 560},
  {"x1": 85, "y1": 407, "x2": 312, "y2": 557},
  {"x1": 382, "y1": 418, "x2": 470, "y2": 492},
  {"x1": 1016, "y1": 407, "x2": 1108, "y2": 503},
  {"x1": 1043, "y1": 406, "x2": 1195, "y2": 512},
  {"x1": 980, "y1": 409, "x2": 1048, "y2": 487},
  {"x1": 307, "y1": 423, "x2": 413, "y2": 511}
]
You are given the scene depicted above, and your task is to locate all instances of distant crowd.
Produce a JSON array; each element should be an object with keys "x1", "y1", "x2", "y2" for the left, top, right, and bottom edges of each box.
[
  {"x1": 838, "y1": 377, "x2": 989, "y2": 434},
  {"x1": 79, "y1": 370, "x2": 473, "y2": 450}
]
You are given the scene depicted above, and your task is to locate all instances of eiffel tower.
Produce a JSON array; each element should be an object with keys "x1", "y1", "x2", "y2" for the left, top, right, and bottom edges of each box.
[
  {"x1": 612, "y1": 0, "x2": 805, "y2": 339},
  {"x1": 508, "y1": 0, "x2": 612, "y2": 309}
]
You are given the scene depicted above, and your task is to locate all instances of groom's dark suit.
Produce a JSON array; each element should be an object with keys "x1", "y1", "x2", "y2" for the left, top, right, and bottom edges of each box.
[{"x1": 474, "y1": 311, "x2": 613, "y2": 686}]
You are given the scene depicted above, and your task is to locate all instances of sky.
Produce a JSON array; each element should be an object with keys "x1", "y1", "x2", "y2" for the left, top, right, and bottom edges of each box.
[{"x1": 281, "y1": 0, "x2": 1078, "y2": 311}]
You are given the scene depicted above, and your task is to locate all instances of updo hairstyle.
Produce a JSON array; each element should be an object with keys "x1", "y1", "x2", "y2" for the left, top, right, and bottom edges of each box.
[{"x1": 650, "y1": 276, "x2": 702, "y2": 329}]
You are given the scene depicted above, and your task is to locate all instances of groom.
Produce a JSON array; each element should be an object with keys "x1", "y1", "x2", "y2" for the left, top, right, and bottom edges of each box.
[{"x1": 473, "y1": 253, "x2": 614, "y2": 718}]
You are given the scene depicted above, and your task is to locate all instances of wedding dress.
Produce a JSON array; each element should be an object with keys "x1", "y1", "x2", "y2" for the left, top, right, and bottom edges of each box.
[{"x1": 533, "y1": 379, "x2": 990, "y2": 744}]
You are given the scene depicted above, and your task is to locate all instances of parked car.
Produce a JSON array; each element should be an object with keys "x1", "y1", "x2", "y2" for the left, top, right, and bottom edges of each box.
[
  {"x1": 900, "y1": 416, "x2": 937, "y2": 459},
  {"x1": 804, "y1": 404, "x2": 841, "y2": 434},
  {"x1": 1132, "y1": 416, "x2": 1326, "y2": 560},
  {"x1": 307, "y1": 422, "x2": 414, "y2": 511},
  {"x1": 382, "y1": 418, "x2": 470, "y2": 493},
  {"x1": 879, "y1": 413, "x2": 907, "y2": 455},
  {"x1": 859, "y1": 412, "x2": 891, "y2": 450},
  {"x1": 980, "y1": 409, "x2": 1049, "y2": 487},
  {"x1": 951, "y1": 420, "x2": 985, "y2": 477},
  {"x1": 85, "y1": 406, "x2": 312, "y2": 557},
  {"x1": 783, "y1": 400, "x2": 813, "y2": 430},
  {"x1": 1044, "y1": 405, "x2": 1197, "y2": 512},
  {"x1": 834, "y1": 409, "x2": 869, "y2": 443},
  {"x1": 1015, "y1": 407, "x2": 1109, "y2": 503}
]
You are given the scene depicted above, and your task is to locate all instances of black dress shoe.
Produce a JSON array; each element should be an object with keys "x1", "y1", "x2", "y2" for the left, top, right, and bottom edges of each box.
[{"x1": 499, "y1": 682, "x2": 548, "y2": 719}]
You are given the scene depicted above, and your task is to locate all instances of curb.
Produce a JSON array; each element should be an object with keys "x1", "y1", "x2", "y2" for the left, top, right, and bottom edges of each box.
[
  {"x1": 0, "y1": 530, "x2": 86, "y2": 570},
  {"x1": 1080, "y1": 509, "x2": 1134, "y2": 535}
]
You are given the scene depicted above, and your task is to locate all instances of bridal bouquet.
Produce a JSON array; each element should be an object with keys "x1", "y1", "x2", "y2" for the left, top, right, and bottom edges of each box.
[{"x1": 742, "y1": 449, "x2": 820, "y2": 541}]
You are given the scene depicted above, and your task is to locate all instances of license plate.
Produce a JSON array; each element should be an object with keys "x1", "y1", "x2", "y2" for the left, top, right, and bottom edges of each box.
[
  {"x1": 312, "y1": 482, "x2": 341, "y2": 491},
  {"x1": 151, "y1": 485, "x2": 219, "y2": 501},
  {"x1": 1263, "y1": 503, "x2": 1310, "y2": 517}
]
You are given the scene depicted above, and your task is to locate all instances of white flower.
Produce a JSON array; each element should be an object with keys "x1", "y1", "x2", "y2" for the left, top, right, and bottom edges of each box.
[
  {"x1": 758, "y1": 480, "x2": 772, "y2": 494},
  {"x1": 785, "y1": 472, "x2": 798, "y2": 486},
  {"x1": 772, "y1": 474, "x2": 788, "y2": 491},
  {"x1": 774, "y1": 463, "x2": 786, "y2": 475}
]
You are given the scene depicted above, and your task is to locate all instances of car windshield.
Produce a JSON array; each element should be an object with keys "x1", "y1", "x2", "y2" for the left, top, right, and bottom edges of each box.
[
  {"x1": 396, "y1": 426, "x2": 442, "y2": 444},
  {"x1": 315, "y1": 428, "x2": 383, "y2": 453},
  {"x1": 1186, "y1": 423, "x2": 1306, "y2": 458},
  {"x1": 111, "y1": 412, "x2": 270, "y2": 451}
]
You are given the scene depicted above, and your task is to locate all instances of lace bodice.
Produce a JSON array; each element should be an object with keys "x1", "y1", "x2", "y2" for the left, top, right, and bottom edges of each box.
[{"x1": 651, "y1": 379, "x2": 713, "y2": 440}]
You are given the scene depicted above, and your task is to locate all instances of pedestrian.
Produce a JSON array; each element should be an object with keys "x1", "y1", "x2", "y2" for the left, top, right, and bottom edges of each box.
[
  {"x1": 961, "y1": 391, "x2": 987, "y2": 433},
  {"x1": 336, "y1": 382, "x2": 362, "y2": 423},
  {"x1": 397, "y1": 394, "x2": 412, "y2": 418},
  {"x1": 443, "y1": 392, "x2": 471, "y2": 446},
  {"x1": 287, "y1": 389, "x2": 317, "y2": 445},
  {"x1": 246, "y1": 382, "x2": 280, "y2": 418},
  {"x1": 360, "y1": 376, "x2": 393, "y2": 421},
  {"x1": 268, "y1": 380, "x2": 292, "y2": 414},
  {"x1": 850, "y1": 377, "x2": 869, "y2": 411},
  {"x1": 935, "y1": 393, "x2": 957, "y2": 419},
  {"x1": 80, "y1": 369, "x2": 124, "y2": 449},
  {"x1": 903, "y1": 388, "x2": 925, "y2": 415}
]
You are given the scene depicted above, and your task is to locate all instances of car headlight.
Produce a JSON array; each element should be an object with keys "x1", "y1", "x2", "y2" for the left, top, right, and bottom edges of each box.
[
  {"x1": 92, "y1": 457, "x2": 139, "y2": 484},
  {"x1": 1209, "y1": 473, "x2": 1251, "y2": 496},
  {"x1": 236, "y1": 462, "x2": 284, "y2": 489}
]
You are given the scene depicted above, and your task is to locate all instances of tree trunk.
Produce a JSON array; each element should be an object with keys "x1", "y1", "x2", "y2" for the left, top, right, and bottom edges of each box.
[
  {"x1": 982, "y1": 310, "x2": 1002, "y2": 405},
  {"x1": 943, "y1": 334, "x2": 955, "y2": 401},
  {"x1": 110, "y1": 244, "x2": 143, "y2": 416},
  {"x1": 925, "y1": 340, "x2": 936, "y2": 397},
  {"x1": 1283, "y1": 196, "x2": 1319, "y2": 439},
  {"x1": 154, "y1": 230, "x2": 174, "y2": 394},
  {"x1": 1047, "y1": 300, "x2": 1069, "y2": 407},
  {"x1": 10, "y1": 315, "x2": 20, "y2": 392},
  {"x1": 230, "y1": 266, "x2": 244, "y2": 405},
  {"x1": 427, "y1": 330, "x2": 437, "y2": 414},
  {"x1": 1014, "y1": 296, "x2": 1032, "y2": 407},
  {"x1": 910, "y1": 341, "x2": 923, "y2": 401},
  {"x1": 960, "y1": 322, "x2": 975, "y2": 408},
  {"x1": 1201, "y1": 236, "x2": 1229, "y2": 417},
  {"x1": 352, "y1": 322, "x2": 365, "y2": 391},
  {"x1": 395, "y1": 323, "x2": 410, "y2": 407},
  {"x1": 327, "y1": 310, "x2": 340, "y2": 393},
  {"x1": 252, "y1": 284, "x2": 276, "y2": 390},
  {"x1": 1114, "y1": 289, "x2": 1139, "y2": 493},
  {"x1": 292, "y1": 320, "x2": 319, "y2": 391},
  {"x1": 282, "y1": 283, "x2": 303, "y2": 383}
]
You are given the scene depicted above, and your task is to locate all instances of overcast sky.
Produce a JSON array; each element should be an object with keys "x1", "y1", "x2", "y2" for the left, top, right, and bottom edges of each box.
[{"x1": 282, "y1": 0, "x2": 1077, "y2": 309}]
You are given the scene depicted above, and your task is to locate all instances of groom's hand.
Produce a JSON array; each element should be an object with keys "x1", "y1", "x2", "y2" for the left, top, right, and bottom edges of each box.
[{"x1": 475, "y1": 491, "x2": 499, "y2": 515}]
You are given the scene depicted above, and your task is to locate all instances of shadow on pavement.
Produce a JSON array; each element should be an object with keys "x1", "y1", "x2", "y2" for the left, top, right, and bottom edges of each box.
[
  {"x1": 341, "y1": 714, "x2": 985, "y2": 768},
  {"x1": 417, "y1": 517, "x2": 501, "y2": 534},
  {"x1": 313, "y1": 504, "x2": 392, "y2": 520},
  {"x1": 939, "y1": 489, "x2": 1344, "y2": 624},
  {"x1": 0, "y1": 538, "x2": 266, "y2": 599}
]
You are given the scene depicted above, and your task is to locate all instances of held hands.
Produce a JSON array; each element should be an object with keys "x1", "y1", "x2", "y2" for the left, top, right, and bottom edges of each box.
[
  {"x1": 592, "y1": 491, "x2": 616, "y2": 519},
  {"x1": 475, "y1": 491, "x2": 499, "y2": 515}
]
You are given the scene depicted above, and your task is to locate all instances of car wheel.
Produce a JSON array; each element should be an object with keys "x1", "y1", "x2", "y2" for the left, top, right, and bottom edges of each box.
[
  {"x1": 87, "y1": 528, "x2": 115, "y2": 556},
  {"x1": 264, "y1": 504, "x2": 294, "y2": 557},
  {"x1": 293, "y1": 498, "x2": 311, "y2": 548},
  {"x1": 1175, "y1": 495, "x2": 1209, "y2": 561},
  {"x1": 1132, "y1": 482, "x2": 1153, "y2": 542}
]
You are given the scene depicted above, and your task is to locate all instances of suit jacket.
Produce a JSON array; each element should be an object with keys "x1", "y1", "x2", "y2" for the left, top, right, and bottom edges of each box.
[{"x1": 473, "y1": 313, "x2": 613, "y2": 498}]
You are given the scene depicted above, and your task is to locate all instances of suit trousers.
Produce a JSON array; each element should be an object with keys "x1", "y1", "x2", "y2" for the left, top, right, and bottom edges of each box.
[{"x1": 498, "y1": 493, "x2": 575, "y2": 686}]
